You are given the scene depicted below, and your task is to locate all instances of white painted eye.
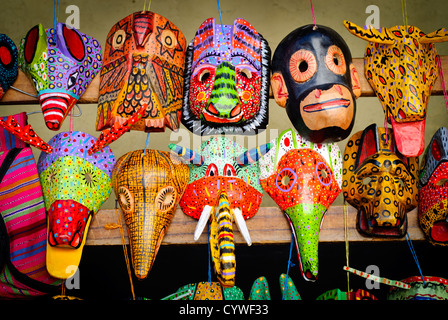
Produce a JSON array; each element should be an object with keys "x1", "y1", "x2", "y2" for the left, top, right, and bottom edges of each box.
[{"x1": 112, "y1": 30, "x2": 126, "y2": 50}]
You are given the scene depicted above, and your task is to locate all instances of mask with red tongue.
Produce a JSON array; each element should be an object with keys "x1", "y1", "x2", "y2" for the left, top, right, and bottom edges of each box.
[
  {"x1": 37, "y1": 131, "x2": 115, "y2": 279},
  {"x1": 18, "y1": 23, "x2": 102, "y2": 130},
  {"x1": 344, "y1": 20, "x2": 448, "y2": 157}
]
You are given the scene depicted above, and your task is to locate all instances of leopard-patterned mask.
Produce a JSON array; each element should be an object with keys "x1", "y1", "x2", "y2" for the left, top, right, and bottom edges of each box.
[{"x1": 342, "y1": 124, "x2": 419, "y2": 237}]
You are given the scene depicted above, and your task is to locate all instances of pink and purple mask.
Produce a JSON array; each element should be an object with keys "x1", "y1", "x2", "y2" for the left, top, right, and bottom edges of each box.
[{"x1": 19, "y1": 23, "x2": 102, "y2": 130}]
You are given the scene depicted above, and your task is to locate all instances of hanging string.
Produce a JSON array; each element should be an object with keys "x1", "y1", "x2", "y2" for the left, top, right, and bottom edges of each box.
[
  {"x1": 401, "y1": 0, "x2": 408, "y2": 32},
  {"x1": 343, "y1": 202, "x2": 350, "y2": 293},
  {"x1": 282, "y1": 233, "x2": 295, "y2": 300},
  {"x1": 383, "y1": 117, "x2": 389, "y2": 145},
  {"x1": 53, "y1": 0, "x2": 60, "y2": 30},
  {"x1": 68, "y1": 106, "x2": 75, "y2": 142},
  {"x1": 143, "y1": 132, "x2": 150, "y2": 156},
  {"x1": 104, "y1": 202, "x2": 136, "y2": 300},
  {"x1": 143, "y1": 0, "x2": 152, "y2": 12},
  {"x1": 309, "y1": 0, "x2": 317, "y2": 29},
  {"x1": 405, "y1": 232, "x2": 426, "y2": 287},
  {"x1": 216, "y1": 0, "x2": 225, "y2": 34},
  {"x1": 436, "y1": 55, "x2": 448, "y2": 113}
]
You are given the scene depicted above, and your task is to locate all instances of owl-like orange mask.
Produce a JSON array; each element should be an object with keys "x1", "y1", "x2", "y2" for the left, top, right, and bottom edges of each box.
[{"x1": 95, "y1": 11, "x2": 186, "y2": 133}]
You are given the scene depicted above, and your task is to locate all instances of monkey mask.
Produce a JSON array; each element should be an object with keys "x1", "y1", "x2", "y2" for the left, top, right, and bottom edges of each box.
[{"x1": 271, "y1": 24, "x2": 361, "y2": 143}]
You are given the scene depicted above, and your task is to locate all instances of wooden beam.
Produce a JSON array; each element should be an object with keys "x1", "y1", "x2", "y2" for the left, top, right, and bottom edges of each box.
[
  {"x1": 2, "y1": 56, "x2": 448, "y2": 104},
  {"x1": 86, "y1": 206, "x2": 425, "y2": 246}
]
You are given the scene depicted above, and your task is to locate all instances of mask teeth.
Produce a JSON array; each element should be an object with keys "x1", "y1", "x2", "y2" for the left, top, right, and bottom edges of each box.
[{"x1": 39, "y1": 92, "x2": 76, "y2": 130}]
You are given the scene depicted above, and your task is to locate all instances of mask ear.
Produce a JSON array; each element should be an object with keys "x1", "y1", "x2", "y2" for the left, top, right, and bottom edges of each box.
[
  {"x1": 349, "y1": 63, "x2": 361, "y2": 98},
  {"x1": 23, "y1": 24, "x2": 46, "y2": 64},
  {"x1": 57, "y1": 23, "x2": 85, "y2": 62},
  {"x1": 355, "y1": 123, "x2": 379, "y2": 169},
  {"x1": 270, "y1": 72, "x2": 288, "y2": 107}
]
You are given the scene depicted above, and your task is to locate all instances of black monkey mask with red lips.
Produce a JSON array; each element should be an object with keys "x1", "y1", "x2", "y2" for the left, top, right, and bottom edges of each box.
[{"x1": 271, "y1": 24, "x2": 361, "y2": 143}]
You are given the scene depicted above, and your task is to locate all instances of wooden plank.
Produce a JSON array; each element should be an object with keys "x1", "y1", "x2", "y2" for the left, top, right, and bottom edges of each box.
[
  {"x1": 85, "y1": 206, "x2": 425, "y2": 246},
  {"x1": 2, "y1": 56, "x2": 448, "y2": 104}
]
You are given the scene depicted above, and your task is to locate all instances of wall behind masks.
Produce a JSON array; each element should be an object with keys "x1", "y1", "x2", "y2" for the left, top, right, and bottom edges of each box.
[{"x1": 1, "y1": 0, "x2": 448, "y2": 301}]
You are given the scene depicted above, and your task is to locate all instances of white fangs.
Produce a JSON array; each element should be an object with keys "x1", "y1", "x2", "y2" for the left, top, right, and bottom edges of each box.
[{"x1": 194, "y1": 206, "x2": 252, "y2": 246}]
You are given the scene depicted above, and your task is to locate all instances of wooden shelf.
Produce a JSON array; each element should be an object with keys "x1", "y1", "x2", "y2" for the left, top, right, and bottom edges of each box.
[
  {"x1": 2, "y1": 56, "x2": 448, "y2": 104},
  {"x1": 86, "y1": 206, "x2": 425, "y2": 246}
]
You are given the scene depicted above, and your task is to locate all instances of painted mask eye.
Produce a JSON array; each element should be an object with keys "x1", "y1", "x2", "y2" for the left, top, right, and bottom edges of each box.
[
  {"x1": 198, "y1": 68, "x2": 212, "y2": 82},
  {"x1": 223, "y1": 164, "x2": 236, "y2": 177},
  {"x1": 156, "y1": 186, "x2": 177, "y2": 212},
  {"x1": 112, "y1": 29, "x2": 126, "y2": 50},
  {"x1": 161, "y1": 30, "x2": 178, "y2": 49},
  {"x1": 237, "y1": 67, "x2": 253, "y2": 80},
  {"x1": 275, "y1": 168, "x2": 297, "y2": 192},
  {"x1": 289, "y1": 49, "x2": 317, "y2": 83},
  {"x1": 325, "y1": 45, "x2": 346, "y2": 75},
  {"x1": 117, "y1": 186, "x2": 134, "y2": 214},
  {"x1": 67, "y1": 71, "x2": 79, "y2": 89},
  {"x1": 205, "y1": 163, "x2": 218, "y2": 177}
]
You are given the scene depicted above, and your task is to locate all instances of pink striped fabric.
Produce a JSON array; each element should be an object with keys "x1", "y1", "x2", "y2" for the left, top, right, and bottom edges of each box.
[{"x1": 0, "y1": 147, "x2": 61, "y2": 298}]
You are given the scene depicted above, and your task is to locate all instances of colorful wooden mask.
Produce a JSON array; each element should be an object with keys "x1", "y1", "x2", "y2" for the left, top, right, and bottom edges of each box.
[
  {"x1": 344, "y1": 21, "x2": 448, "y2": 157},
  {"x1": 18, "y1": 23, "x2": 102, "y2": 130},
  {"x1": 258, "y1": 128, "x2": 342, "y2": 281},
  {"x1": 170, "y1": 136, "x2": 269, "y2": 287},
  {"x1": 271, "y1": 24, "x2": 361, "y2": 143},
  {"x1": 182, "y1": 17, "x2": 271, "y2": 135},
  {"x1": 112, "y1": 149, "x2": 189, "y2": 280},
  {"x1": 342, "y1": 124, "x2": 419, "y2": 237},
  {"x1": 37, "y1": 131, "x2": 115, "y2": 279},
  {"x1": 167, "y1": 281, "x2": 244, "y2": 300},
  {"x1": 0, "y1": 34, "x2": 18, "y2": 99},
  {"x1": 387, "y1": 276, "x2": 448, "y2": 300},
  {"x1": 95, "y1": 11, "x2": 186, "y2": 133},
  {"x1": 418, "y1": 127, "x2": 448, "y2": 246}
]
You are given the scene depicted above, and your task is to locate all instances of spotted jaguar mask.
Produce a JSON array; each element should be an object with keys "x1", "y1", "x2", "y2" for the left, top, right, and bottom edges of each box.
[
  {"x1": 37, "y1": 131, "x2": 115, "y2": 278},
  {"x1": 418, "y1": 127, "x2": 448, "y2": 246},
  {"x1": 19, "y1": 23, "x2": 102, "y2": 130},
  {"x1": 342, "y1": 124, "x2": 419, "y2": 237},
  {"x1": 258, "y1": 128, "x2": 342, "y2": 281},
  {"x1": 95, "y1": 11, "x2": 186, "y2": 133},
  {"x1": 182, "y1": 17, "x2": 271, "y2": 135},
  {"x1": 344, "y1": 20, "x2": 448, "y2": 157}
]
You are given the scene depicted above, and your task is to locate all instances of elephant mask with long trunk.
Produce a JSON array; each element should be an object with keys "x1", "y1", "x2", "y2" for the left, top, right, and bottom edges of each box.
[
  {"x1": 112, "y1": 149, "x2": 189, "y2": 280},
  {"x1": 258, "y1": 128, "x2": 342, "y2": 281},
  {"x1": 169, "y1": 136, "x2": 270, "y2": 287}
]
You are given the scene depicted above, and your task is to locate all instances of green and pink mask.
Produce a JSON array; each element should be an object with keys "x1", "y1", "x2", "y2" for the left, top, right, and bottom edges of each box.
[{"x1": 258, "y1": 129, "x2": 342, "y2": 281}]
